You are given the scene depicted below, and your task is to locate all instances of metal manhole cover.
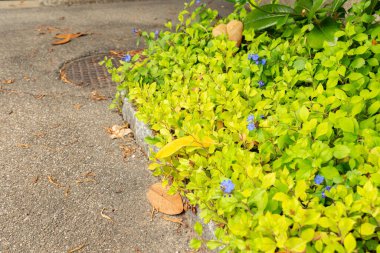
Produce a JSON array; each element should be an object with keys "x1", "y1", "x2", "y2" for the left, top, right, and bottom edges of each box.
[{"x1": 60, "y1": 53, "x2": 119, "y2": 97}]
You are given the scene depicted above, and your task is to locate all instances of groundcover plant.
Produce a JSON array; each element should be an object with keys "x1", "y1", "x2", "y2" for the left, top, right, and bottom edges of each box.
[{"x1": 104, "y1": 0, "x2": 380, "y2": 251}]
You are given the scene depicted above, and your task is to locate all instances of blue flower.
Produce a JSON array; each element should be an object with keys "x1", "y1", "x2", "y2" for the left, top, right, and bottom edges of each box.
[
  {"x1": 132, "y1": 28, "x2": 138, "y2": 34},
  {"x1": 154, "y1": 30, "x2": 160, "y2": 38},
  {"x1": 261, "y1": 59, "x2": 267, "y2": 65},
  {"x1": 258, "y1": 80, "x2": 265, "y2": 87},
  {"x1": 250, "y1": 54, "x2": 259, "y2": 61},
  {"x1": 314, "y1": 175, "x2": 324, "y2": 185},
  {"x1": 196, "y1": 0, "x2": 201, "y2": 4},
  {"x1": 122, "y1": 54, "x2": 131, "y2": 62},
  {"x1": 322, "y1": 186, "x2": 332, "y2": 198},
  {"x1": 247, "y1": 115, "x2": 254, "y2": 122},
  {"x1": 220, "y1": 179, "x2": 234, "y2": 194},
  {"x1": 247, "y1": 122, "x2": 256, "y2": 131}
]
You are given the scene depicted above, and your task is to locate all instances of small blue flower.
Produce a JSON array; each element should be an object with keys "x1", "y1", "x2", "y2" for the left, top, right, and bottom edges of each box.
[
  {"x1": 261, "y1": 59, "x2": 267, "y2": 65},
  {"x1": 196, "y1": 0, "x2": 201, "y2": 4},
  {"x1": 250, "y1": 54, "x2": 259, "y2": 61},
  {"x1": 255, "y1": 60, "x2": 260, "y2": 65},
  {"x1": 258, "y1": 80, "x2": 265, "y2": 87},
  {"x1": 132, "y1": 28, "x2": 138, "y2": 34},
  {"x1": 322, "y1": 186, "x2": 332, "y2": 198},
  {"x1": 154, "y1": 30, "x2": 160, "y2": 38},
  {"x1": 122, "y1": 54, "x2": 131, "y2": 62},
  {"x1": 247, "y1": 115, "x2": 254, "y2": 122},
  {"x1": 314, "y1": 175, "x2": 324, "y2": 185},
  {"x1": 247, "y1": 122, "x2": 256, "y2": 131},
  {"x1": 220, "y1": 179, "x2": 234, "y2": 194}
]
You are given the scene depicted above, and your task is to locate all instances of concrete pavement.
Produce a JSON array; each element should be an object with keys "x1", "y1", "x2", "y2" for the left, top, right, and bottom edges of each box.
[{"x1": 0, "y1": 1, "x2": 233, "y2": 252}]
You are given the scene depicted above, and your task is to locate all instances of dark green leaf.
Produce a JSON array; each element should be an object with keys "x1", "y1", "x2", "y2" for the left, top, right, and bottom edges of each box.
[{"x1": 307, "y1": 18, "x2": 340, "y2": 49}]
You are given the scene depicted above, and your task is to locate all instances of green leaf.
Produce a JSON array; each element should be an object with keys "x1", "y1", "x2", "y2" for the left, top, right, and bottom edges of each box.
[
  {"x1": 206, "y1": 240, "x2": 224, "y2": 250},
  {"x1": 338, "y1": 117, "x2": 355, "y2": 133},
  {"x1": 301, "y1": 228, "x2": 315, "y2": 242},
  {"x1": 285, "y1": 237, "x2": 307, "y2": 252},
  {"x1": 189, "y1": 238, "x2": 202, "y2": 250},
  {"x1": 307, "y1": 19, "x2": 340, "y2": 49},
  {"x1": 330, "y1": 0, "x2": 346, "y2": 13},
  {"x1": 315, "y1": 122, "x2": 330, "y2": 139},
  {"x1": 321, "y1": 166, "x2": 340, "y2": 180},
  {"x1": 368, "y1": 101, "x2": 380, "y2": 116},
  {"x1": 350, "y1": 58, "x2": 365, "y2": 69},
  {"x1": 194, "y1": 222, "x2": 203, "y2": 236},
  {"x1": 262, "y1": 172, "x2": 276, "y2": 189},
  {"x1": 299, "y1": 106, "x2": 310, "y2": 122},
  {"x1": 339, "y1": 218, "x2": 355, "y2": 237},
  {"x1": 334, "y1": 145, "x2": 350, "y2": 159},
  {"x1": 359, "y1": 223, "x2": 376, "y2": 236},
  {"x1": 244, "y1": 4, "x2": 295, "y2": 31},
  {"x1": 344, "y1": 233, "x2": 356, "y2": 253}
]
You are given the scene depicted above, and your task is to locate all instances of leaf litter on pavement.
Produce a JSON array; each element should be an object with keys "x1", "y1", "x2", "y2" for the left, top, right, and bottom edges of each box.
[{"x1": 52, "y1": 32, "x2": 87, "y2": 45}]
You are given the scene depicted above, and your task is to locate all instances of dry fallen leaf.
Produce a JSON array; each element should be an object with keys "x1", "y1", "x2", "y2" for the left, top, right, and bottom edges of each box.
[
  {"x1": 52, "y1": 32, "x2": 87, "y2": 45},
  {"x1": 162, "y1": 215, "x2": 184, "y2": 225},
  {"x1": 1, "y1": 79, "x2": 15, "y2": 84},
  {"x1": 34, "y1": 131, "x2": 46, "y2": 138},
  {"x1": 100, "y1": 208, "x2": 113, "y2": 222},
  {"x1": 47, "y1": 175, "x2": 63, "y2": 188},
  {"x1": 106, "y1": 124, "x2": 133, "y2": 139},
  {"x1": 73, "y1": 103, "x2": 82, "y2": 110},
  {"x1": 17, "y1": 143, "x2": 30, "y2": 149},
  {"x1": 32, "y1": 176, "x2": 39, "y2": 184},
  {"x1": 76, "y1": 170, "x2": 96, "y2": 184},
  {"x1": 120, "y1": 145, "x2": 134, "y2": 158},
  {"x1": 90, "y1": 90, "x2": 108, "y2": 101},
  {"x1": 67, "y1": 243, "x2": 86, "y2": 253},
  {"x1": 146, "y1": 183, "x2": 184, "y2": 215},
  {"x1": 33, "y1": 94, "x2": 45, "y2": 100}
]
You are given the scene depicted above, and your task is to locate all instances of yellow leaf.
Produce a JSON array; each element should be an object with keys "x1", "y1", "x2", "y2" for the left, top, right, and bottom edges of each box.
[{"x1": 155, "y1": 136, "x2": 214, "y2": 159}]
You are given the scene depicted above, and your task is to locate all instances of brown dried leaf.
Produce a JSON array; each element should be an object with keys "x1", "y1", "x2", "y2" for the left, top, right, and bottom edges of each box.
[
  {"x1": 52, "y1": 33, "x2": 87, "y2": 45},
  {"x1": 146, "y1": 183, "x2": 184, "y2": 215},
  {"x1": 33, "y1": 131, "x2": 46, "y2": 138},
  {"x1": 33, "y1": 94, "x2": 45, "y2": 100},
  {"x1": 100, "y1": 208, "x2": 113, "y2": 222},
  {"x1": 32, "y1": 176, "x2": 39, "y2": 184},
  {"x1": 17, "y1": 143, "x2": 30, "y2": 149},
  {"x1": 226, "y1": 20, "x2": 243, "y2": 47},
  {"x1": 162, "y1": 215, "x2": 184, "y2": 225},
  {"x1": 47, "y1": 175, "x2": 63, "y2": 188},
  {"x1": 90, "y1": 90, "x2": 108, "y2": 101},
  {"x1": 73, "y1": 103, "x2": 82, "y2": 110},
  {"x1": 120, "y1": 145, "x2": 134, "y2": 158},
  {"x1": 1, "y1": 79, "x2": 15, "y2": 84},
  {"x1": 106, "y1": 124, "x2": 133, "y2": 139},
  {"x1": 67, "y1": 244, "x2": 86, "y2": 253}
]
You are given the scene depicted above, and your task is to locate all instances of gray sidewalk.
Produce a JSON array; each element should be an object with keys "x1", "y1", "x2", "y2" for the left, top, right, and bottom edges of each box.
[{"x1": 0, "y1": 1, "x2": 232, "y2": 252}]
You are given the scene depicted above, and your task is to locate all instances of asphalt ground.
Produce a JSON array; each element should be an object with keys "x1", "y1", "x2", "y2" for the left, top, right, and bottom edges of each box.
[{"x1": 0, "y1": 1, "x2": 233, "y2": 252}]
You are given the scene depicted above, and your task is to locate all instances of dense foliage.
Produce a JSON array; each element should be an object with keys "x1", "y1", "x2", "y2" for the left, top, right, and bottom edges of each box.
[{"x1": 105, "y1": 0, "x2": 380, "y2": 251}]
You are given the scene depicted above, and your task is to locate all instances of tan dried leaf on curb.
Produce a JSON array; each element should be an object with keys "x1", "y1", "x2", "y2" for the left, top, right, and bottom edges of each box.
[
  {"x1": 120, "y1": 145, "x2": 134, "y2": 158},
  {"x1": 146, "y1": 183, "x2": 184, "y2": 215},
  {"x1": 90, "y1": 90, "x2": 108, "y2": 101},
  {"x1": 67, "y1": 243, "x2": 86, "y2": 253},
  {"x1": 1, "y1": 79, "x2": 15, "y2": 84},
  {"x1": 17, "y1": 143, "x2": 30, "y2": 149},
  {"x1": 100, "y1": 208, "x2": 113, "y2": 222},
  {"x1": 162, "y1": 215, "x2": 184, "y2": 225},
  {"x1": 52, "y1": 32, "x2": 87, "y2": 45},
  {"x1": 47, "y1": 175, "x2": 63, "y2": 188},
  {"x1": 106, "y1": 124, "x2": 133, "y2": 139}
]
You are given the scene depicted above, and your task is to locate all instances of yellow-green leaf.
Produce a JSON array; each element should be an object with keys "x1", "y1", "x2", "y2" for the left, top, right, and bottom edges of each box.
[
  {"x1": 262, "y1": 172, "x2": 276, "y2": 189},
  {"x1": 344, "y1": 233, "x2": 356, "y2": 253},
  {"x1": 155, "y1": 136, "x2": 214, "y2": 159},
  {"x1": 359, "y1": 223, "x2": 376, "y2": 236}
]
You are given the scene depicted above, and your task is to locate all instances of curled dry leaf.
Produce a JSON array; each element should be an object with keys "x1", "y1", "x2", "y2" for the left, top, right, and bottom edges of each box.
[
  {"x1": 100, "y1": 208, "x2": 113, "y2": 222},
  {"x1": 90, "y1": 90, "x2": 108, "y2": 101},
  {"x1": 1, "y1": 79, "x2": 15, "y2": 84},
  {"x1": 212, "y1": 23, "x2": 227, "y2": 38},
  {"x1": 17, "y1": 143, "x2": 30, "y2": 149},
  {"x1": 73, "y1": 103, "x2": 82, "y2": 110},
  {"x1": 67, "y1": 243, "x2": 86, "y2": 253},
  {"x1": 52, "y1": 32, "x2": 87, "y2": 45},
  {"x1": 162, "y1": 215, "x2": 184, "y2": 225},
  {"x1": 47, "y1": 175, "x2": 63, "y2": 188},
  {"x1": 146, "y1": 183, "x2": 184, "y2": 215},
  {"x1": 106, "y1": 124, "x2": 133, "y2": 139},
  {"x1": 226, "y1": 20, "x2": 243, "y2": 47},
  {"x1": 120, "y1": 145, "x2": 134, "y2": 158}
]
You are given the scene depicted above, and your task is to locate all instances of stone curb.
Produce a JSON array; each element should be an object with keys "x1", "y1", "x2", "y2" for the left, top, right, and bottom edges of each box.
[{"x1": 122, "y1": 97, "x2": 217, "y2": 242}]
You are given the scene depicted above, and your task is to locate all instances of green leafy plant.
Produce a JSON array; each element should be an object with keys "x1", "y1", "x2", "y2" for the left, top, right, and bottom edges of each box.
[{"x1": 104, "y1": 0, "x2": 380, "y2": 251}]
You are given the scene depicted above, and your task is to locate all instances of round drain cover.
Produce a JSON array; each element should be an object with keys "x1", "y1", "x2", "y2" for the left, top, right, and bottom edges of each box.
[{"x1": 60, "y1": 53, "x2": 120, "y2": 97}]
